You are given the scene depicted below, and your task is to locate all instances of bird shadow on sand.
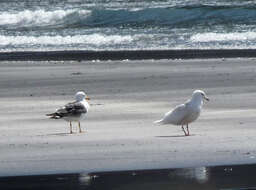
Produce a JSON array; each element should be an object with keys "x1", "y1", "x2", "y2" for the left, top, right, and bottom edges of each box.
[
  {"x1": 155, "y1": 134, "x2": 196, "y2": 138},
  {"x1": 37, "y1": 132, "x2": 86, "y2": 137},
  {"x1": 45, "y1": 132, "x2": 72, "y2": 136}
]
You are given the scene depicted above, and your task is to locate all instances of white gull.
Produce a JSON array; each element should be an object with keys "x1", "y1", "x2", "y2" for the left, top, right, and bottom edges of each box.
[{"x1": 154, "y1": 90, "x2": 209, "y2": 136}]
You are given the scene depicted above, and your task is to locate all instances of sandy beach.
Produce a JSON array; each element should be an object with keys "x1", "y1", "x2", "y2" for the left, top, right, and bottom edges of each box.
[{"x1": 1, "y1": 58, "x2": 256, "y2": 177}]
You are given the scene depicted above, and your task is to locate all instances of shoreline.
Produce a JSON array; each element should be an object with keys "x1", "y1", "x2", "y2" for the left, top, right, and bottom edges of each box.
[{"x1": 1, "y1": 49, "x2": 256, "y2": 61}]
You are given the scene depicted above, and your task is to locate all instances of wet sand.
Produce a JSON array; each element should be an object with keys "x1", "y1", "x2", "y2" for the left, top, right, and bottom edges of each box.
[
  {"x1": 1, "y1": 58, "x2": 256, "y2": 176},
  {"x1": 1, "y1": 49, "x2": 256, "y2": 61}
]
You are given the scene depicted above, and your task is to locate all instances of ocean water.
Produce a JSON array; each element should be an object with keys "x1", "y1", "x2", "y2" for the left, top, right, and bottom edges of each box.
[{"x1": 1, "y1": 0, "x2": 256, "y2": 52}]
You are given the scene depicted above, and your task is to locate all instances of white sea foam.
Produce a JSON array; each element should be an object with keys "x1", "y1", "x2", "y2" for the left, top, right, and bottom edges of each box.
[
  {"x1": 191, "y1": 32, "x2": 256, "y2": 42},
  {"x1": 0, "y1": 34, "x2": 133, "y2": 46},
  {"x1": 0, "y1": 9, "x2": 91, "y2": 26}
]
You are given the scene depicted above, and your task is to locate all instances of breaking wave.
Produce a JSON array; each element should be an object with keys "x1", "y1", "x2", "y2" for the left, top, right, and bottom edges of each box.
[
  {"x1": 1, "y1": 5, "x2": 256, "y2": 29},
  {"x1": 0, "y1": 34, "x2": 133, "y2": 46},
  {"x1": 191, "y1": 32, "x2": 256, "y2": 42}
]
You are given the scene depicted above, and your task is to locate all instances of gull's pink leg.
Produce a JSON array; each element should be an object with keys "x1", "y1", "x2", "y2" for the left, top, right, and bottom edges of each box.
[
  {"x1": 70, "y1": 122, "x2": 73, "y2": 134},
  {"x1": 186, "y1": 124, "x2": 190, "y2": 136},
  {"x1": 78, "y1": 122, "x2": 82, "y2": 133},
  {"x1": 181, "y1": 125, "x2": 187, "y2": 136}
]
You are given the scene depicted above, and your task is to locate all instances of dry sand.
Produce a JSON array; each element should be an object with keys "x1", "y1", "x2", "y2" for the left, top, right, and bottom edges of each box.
[{"x1": 1, "y1": 58, "x2": 256, "y2": 176}]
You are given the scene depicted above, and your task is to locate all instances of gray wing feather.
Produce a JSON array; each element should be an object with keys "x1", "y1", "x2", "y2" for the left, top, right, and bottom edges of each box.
[{"x1": 56, "y1": 101, "x2": 87, "y2": 117}]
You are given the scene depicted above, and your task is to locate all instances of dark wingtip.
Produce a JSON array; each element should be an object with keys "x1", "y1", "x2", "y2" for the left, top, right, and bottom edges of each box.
[{"x1": 46, "y1": 113, "x2": 63, "y2": 119}]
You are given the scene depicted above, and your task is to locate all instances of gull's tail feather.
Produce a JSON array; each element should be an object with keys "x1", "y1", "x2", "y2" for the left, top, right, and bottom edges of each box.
[
  {"x1": 46, "y1": 113, "x2": 63, "y2": 119},
  {"x1": 154, "y1": 119, "x2": 164, "y2": 124}
]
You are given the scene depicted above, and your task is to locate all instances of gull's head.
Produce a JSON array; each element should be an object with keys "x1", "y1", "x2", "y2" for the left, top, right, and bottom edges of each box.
[
  {"x1": 192, "y1": 90, "x2": 210, "y2": 102},
  {"x1": 75, "y1": 91, "x2": 90, "y2": 101}
]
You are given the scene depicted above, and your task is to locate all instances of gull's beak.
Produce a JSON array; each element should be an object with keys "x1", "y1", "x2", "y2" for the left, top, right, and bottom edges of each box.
[
  {"x1": 86, "y1": 97, "x2": 90, "y2": 100},
  {"x1": 204, "y1": 96, "x2": 210, "y2": 101}
]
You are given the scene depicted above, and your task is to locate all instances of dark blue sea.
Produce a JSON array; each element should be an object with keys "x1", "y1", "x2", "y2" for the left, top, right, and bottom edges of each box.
[{"x1": 1, "y1": 0, "x2": 256, "y2": 52}]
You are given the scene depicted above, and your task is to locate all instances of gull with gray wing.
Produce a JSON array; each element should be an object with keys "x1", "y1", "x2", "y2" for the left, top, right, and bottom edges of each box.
[{"x1": 46, "y1": 91, "x2": 90, "y2": 134}]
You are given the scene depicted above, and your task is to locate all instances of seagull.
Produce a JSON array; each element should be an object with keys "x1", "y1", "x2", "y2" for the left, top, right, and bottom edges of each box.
[
  {"x1": 46, "y1": 91, "x2": 90, "y2": 134},
  {"x1": 154, "y1": 90, "x2": 209, "y2": 136}
]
